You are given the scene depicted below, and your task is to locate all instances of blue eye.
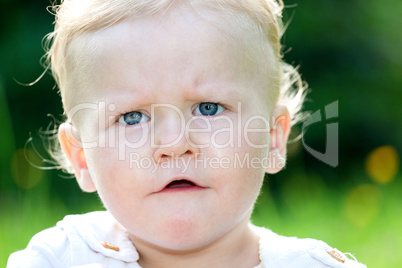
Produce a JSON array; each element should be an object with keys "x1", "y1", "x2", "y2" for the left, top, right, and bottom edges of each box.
[
  {"x1": 194, "y1": 102, "x2": 224, "y2": 116},
  {"x1": 119, "y1": 111, "x2": 150, "y2": 125}
]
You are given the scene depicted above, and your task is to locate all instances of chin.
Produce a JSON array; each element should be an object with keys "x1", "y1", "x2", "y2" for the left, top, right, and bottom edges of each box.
[{"x1": 152, "y1": 220, "x2": 216, "y2": 251}]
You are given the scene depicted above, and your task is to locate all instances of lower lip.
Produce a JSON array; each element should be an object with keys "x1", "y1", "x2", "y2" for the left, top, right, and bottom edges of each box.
[{"x1": 159, "y1": 186, "x2": 205, "y2": 193}]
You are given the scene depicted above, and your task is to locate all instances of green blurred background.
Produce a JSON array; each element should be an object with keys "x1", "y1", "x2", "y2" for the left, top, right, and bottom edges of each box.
[{"x1": 0, "y1": 0, "x2": 401, "y2": 267}]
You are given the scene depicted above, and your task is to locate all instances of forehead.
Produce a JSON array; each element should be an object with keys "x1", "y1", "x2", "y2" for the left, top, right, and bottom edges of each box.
[{"x1": 64, "y1": 4, "x2": 277, "y2": 112}]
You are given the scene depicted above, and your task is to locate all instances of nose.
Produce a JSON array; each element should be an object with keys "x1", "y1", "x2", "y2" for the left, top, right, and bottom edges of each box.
[{"x1": 152, "y1": 112, "x2": 200, "y2": 163}]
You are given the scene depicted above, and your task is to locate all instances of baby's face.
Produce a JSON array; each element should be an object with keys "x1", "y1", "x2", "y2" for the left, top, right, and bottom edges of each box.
[{"x1": 68, "y1": 8, "x2": 277, "y2": 250}]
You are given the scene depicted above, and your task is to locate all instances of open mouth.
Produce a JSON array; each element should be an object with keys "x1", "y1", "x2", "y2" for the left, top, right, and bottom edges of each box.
[
  {"x1": 165, "y1": 179, "x2": 196, "y2": 189},
  {"x1": 156, "y1": 178, "x2": 205, "y2": 193}
]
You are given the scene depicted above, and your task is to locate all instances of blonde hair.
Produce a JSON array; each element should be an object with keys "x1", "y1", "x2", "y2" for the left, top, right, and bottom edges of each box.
[{"x1": 44, "y1": 0, "x2": 307, "y2": 173}]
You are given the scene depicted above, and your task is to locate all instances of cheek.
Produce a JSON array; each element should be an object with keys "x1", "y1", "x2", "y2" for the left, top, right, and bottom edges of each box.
[
  {"x1": 229, "y1": 132, "x2": 268, "y2": 206},
  {"x1": 84, "y1": 147, "x2": 118, "y2": 190},
  {"x1": 242, "y1": 115, "x2": 271, "y2": 149},
  {"x1": 190, "y1": 113, "x2": 271, "y2": 150},
  {"x1": 84, "y1": 147, "x2": 145, "y2": 223},
  {"x1": 83, "y1": 137, "x2": 155, "y2": 197},
  {"x1": 84, "y1": 146, "x2": 132, "y2": 192},
  {"x1": 204, "y1": 112, "x2": 269, "y2": 202},
  {"x1": 209, "y1": 145, "x2": 266, "y2": 214},
  {"x1": 114, "y1": 125, "x2": 151, "y2": 151},
  {"x1": 218, "y1": 168, "x2": 263, "y2": 221}
]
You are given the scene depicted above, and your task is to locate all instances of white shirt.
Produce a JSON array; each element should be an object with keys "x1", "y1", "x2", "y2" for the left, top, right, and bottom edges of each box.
[{"x1": 7, "y1": 211, "x2": 367, "y2": 268}]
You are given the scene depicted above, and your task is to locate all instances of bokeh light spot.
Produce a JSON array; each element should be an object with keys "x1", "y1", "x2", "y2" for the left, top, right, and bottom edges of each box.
[
  {"x1": 365, "y1": 145, "x2": 399, "y2": 184},
  {"x1": 11, "y1": 148, "x2": 44, "y2": 190},
  {"x1": 344, "y1": 184, "x2": 380, "y2": 227}
]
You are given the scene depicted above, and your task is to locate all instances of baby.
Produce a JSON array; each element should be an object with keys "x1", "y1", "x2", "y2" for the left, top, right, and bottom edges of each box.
[{"x1": 8, "y1": 0, "x2": 366, "y2": 267}]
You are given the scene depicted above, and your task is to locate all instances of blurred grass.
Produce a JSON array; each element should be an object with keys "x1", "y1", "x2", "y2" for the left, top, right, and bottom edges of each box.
[{"x1": 252, "y1": 174, "x2": 402, "y2": 268}]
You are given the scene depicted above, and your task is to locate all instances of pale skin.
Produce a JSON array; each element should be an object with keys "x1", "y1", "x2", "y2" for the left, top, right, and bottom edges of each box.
[{"x1": 59, "y1": 5, "x2": 290, "y2": 268}]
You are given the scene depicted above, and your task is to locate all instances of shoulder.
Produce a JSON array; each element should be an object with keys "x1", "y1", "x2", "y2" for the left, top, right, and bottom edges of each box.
[
  {"x1": 7, "y1": 224, "x2": 70, "y2": 268},
  {"x1": 7, "y1": 211, "x2": 140, "y2": 268},
  {"x1": 253, "y1": 225, "x2": 367, "y2": 268}
]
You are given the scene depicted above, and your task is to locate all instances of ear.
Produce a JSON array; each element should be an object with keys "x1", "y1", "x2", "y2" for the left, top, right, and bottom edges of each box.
[
  {"x1": 58, "y1": 123, "x2": 96, "y2": 192},
  {"x1": 266, "y1": 105, "x2": 291, "y2": 174}
]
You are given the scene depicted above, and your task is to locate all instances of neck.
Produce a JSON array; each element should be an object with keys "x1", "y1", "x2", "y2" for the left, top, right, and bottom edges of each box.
[{"x1": 130, "y1": 218, "x2": 260, "y2": 268}]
